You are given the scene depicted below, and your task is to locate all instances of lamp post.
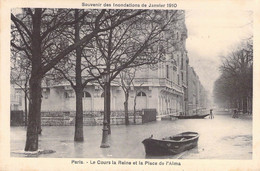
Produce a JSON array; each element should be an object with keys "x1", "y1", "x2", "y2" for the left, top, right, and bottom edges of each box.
[{"x1": 100, "y1": 69, "x2": 110, "y2": 148}]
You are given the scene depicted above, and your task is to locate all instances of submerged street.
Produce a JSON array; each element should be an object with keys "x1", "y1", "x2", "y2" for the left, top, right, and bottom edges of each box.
[{"x1": 11, "y1": 111, "x2": 252, "y2": 159}]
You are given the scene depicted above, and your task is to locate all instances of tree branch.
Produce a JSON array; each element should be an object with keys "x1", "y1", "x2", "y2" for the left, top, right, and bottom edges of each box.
[{"x1": 11, "y1": 13, "x2": 32, "y2": 38}]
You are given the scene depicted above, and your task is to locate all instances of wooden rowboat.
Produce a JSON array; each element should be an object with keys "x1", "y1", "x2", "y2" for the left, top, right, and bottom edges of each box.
[
  {"x1": 175, "y1": 114, "x2": 209, "y2": 119},
  {"x1": 142, "y1": 132, "x2": 199, "y2": 155}
]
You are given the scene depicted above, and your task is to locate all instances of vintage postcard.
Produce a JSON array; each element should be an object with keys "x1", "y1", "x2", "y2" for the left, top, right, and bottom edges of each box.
[{"x1": 1, "y1": 0, "x2": 260, "y2": 170}]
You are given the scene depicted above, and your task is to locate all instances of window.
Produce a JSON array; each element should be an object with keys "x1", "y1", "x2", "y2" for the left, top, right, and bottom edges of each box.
[
  {"x1": 19, "y1": 96, "x2": 22, "y2": 105},
  {"x1": 166, "y1": 65, "x2": 169, "y2": 79},
  {"x1": 64, "y1": 92, "x2": 69, "y2": 98},
  {"x1": 181, "y1": 57, "x2": 184, "y2": 70},
  {"x1": 83, "y1": 91, "x2": 91, "y2": 98},
  {"x1": 43, "y1": 88, "x2": 50, "y2": 99},
  {"x1": 65, "y1": 91, "x2": 74, "y2": 98},
  {"x1": 137, "y1": 91, "x2": 146, "y2": 97}
]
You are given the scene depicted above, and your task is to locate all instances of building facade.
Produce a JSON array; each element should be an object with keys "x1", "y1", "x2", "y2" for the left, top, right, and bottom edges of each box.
[
  {"x1": 187, "y1": 66, "x2": 208, "y2": 115},
  {"x1": 11, "y1": 10, "x2": 208, "y2": 118}
]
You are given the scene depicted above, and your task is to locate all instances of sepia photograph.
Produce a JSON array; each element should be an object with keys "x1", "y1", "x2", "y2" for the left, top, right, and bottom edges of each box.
[{"x1": 1, "y1": 0, "x2": 260, "y2": 170}]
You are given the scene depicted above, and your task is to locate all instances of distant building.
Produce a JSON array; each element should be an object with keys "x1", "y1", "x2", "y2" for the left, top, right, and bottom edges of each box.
[{"x1": 187, "y1": 66, "x2": 208, "y2": 115}]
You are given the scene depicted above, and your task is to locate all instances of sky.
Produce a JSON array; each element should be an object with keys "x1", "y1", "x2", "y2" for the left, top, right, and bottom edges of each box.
[{"x1": 185, "y1": 10, "x2": 253, "y2": 97}]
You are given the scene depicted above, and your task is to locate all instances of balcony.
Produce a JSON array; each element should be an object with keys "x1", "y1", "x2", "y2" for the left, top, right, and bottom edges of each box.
[
  {"x1": 131, "y1": 78, "x2": 183, "y2": 93},
  {"x1": 159, "y1": 78, "x2": 182, "y2": 93},
  {"x1": 134, "y1": 78, "x2": 149, "y2": 85}
]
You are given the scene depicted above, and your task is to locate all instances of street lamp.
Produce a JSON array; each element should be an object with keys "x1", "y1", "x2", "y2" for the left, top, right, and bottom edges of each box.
[{"x1": 100, "y1": 69, "x2": 110, "y2": 148}]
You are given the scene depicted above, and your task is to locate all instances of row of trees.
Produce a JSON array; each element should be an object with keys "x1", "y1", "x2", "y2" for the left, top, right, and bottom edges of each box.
[
  {"x1": 213, "y1": 37, "x2": 253, "y2": 113},
  {"x1": 11, "y1": 8, "x2": 183, "y2": 151}
]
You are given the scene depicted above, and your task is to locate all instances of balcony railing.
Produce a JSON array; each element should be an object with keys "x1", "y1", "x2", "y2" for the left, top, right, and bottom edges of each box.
[
  {"x1": 133, "y1": 78, "x2": 182, "y2": 93},
  {"x1": 159, "y1": 78, "x2": 182, "y2": 92},
  {"x1": 134, "y1": 78, "x2": 149, "y2": 85}
]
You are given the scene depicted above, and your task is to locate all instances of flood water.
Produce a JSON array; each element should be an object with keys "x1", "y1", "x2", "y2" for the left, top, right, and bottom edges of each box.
[{"x1": 11, "y1": 112, "x2": 252, "y2": 159}]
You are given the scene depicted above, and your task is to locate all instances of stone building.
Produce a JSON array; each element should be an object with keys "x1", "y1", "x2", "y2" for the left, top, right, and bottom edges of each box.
[
  {"x1": 11, "y1": 10, "x2": 208, "y2": 119},
  {"x1": 187, "y1": 66, "x2": 208, "y2": 115},
  {"x1": 10, "y1": 84, "x2": 22, "y2": 111}
]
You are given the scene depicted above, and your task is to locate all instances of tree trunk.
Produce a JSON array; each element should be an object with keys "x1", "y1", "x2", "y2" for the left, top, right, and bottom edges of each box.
[
  {"x1": 133, "y1": 92, "x2": 137, "y2": 124},
  {"x1": 239, "y1": 98, "x2": 243, "y2": 111},
  {"x1": 106, "y1": 28, "x2": 113, "y2": 134},
  {"x1": 74, "y1": 9, "x2": 84, "y2": 141},
  {"x1": 37, "y1": 103, "x2": 42, "y2": 134},
  {"x1": 107, "y1": 82, "x2": 111, "y2": 134},
  {"x1": 249, "y1": 96, "x2": 252, "y2": 114},
  {"x1": 24, "y1": 76, "x2": 42, "y2": 151},
  {"x1": 24, "y1": 8, "x2": 42, "y2": 151},
  {"x1": 74, "y1": 88, "x2": 84, "y2": 141},
  {"x1": 242, "y1": 94, "x2": 248, "y2": 114},
  {"x1": 24, "y1": 88, "x2": 28, "y2": 126},
  {"x1": 124, "y1": 91, "x2": 129, "y2": 125}
]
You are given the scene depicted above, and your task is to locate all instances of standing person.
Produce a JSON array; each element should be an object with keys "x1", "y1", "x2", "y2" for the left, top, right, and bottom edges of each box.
[
  {"x1": 210, "y1": 109, "x2": 214, "y2": 119},
  {"x1": 233, "y1": 109, "x2": 238, "y2": 118}
]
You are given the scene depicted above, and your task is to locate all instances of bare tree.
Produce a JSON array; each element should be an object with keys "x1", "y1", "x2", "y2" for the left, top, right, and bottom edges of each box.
[
  {"x1": 115, "y1": 68, "x2": 136, "y2": 125},
  {"x1": 115, "y1": 67, "x2": 147, "y2": 125},
  {"x1": 10, "y1": 50, "x2": 31, "y2": 126},
  {"x1": 214, "y1": 38, "x2": 253, "y2": 113},
  {"x1": 44, "y1": 9, "x2": 148, "y2": 142},
  {"x1": 11, "y1": 8, "x2": 146, "y2": 151},
  {"x1": 92, "y1": 10, "x2": 181, "y2": 133},
  {"x1": 11, "y1": 8, "x2": 89, "y2": 151}
]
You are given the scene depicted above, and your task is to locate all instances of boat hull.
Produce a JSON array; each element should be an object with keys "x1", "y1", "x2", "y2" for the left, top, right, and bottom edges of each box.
[
  {"x1": 142, "y1": 132, "x2": 199, "y2": 156},
  {"x1": 176, "y1": 114, "x2": 209, "y2": 119}
]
